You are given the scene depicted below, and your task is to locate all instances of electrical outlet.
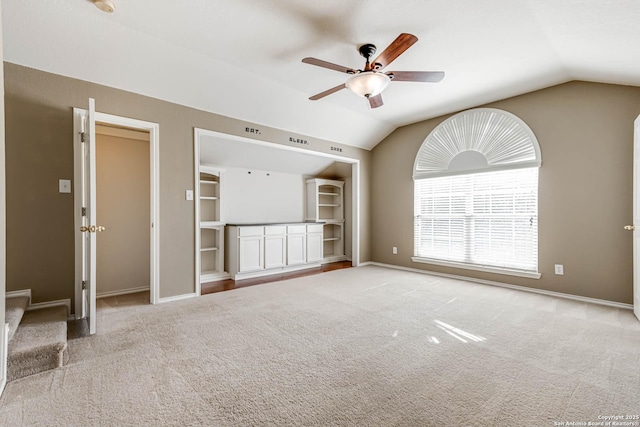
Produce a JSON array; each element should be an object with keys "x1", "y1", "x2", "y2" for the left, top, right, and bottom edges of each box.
[
  {"x1": 392, "y1": 246, "x2": 398, "y2": 255},
  {"x1": 185, "y1": 190, "x2": 194, "y2": 201},
  {"x1": 554, "y1": 264, "x2": 564, "y2": 275}
]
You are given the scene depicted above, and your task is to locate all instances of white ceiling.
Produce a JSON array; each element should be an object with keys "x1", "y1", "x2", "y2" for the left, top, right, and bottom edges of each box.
[{"x1": 3, "y1": 1, "x2": 640, "y2": 150}]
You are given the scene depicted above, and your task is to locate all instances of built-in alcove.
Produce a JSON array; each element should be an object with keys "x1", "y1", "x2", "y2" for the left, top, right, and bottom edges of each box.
[{"x1": 194, "y1": 129, "x2": 359, "y2": 291}]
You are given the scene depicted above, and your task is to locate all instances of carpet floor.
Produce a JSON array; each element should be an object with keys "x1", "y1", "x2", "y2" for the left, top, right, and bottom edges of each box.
[{"x1": 1, "y1": 265, "x2": 639, "y2": 426}]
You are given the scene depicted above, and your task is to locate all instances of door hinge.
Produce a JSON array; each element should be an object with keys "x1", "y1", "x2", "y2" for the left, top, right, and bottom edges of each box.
[
  {"x1": 82, "y1": 281, "x2": 87, "y2": 290},
  {"x1": 82, "y1": 207, "x2": 86, "y2": 217},
  {"x1": 80, "y1": 132, "x2": 86, "y2": 143}
]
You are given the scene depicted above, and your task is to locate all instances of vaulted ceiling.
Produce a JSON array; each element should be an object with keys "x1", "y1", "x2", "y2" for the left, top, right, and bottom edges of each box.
[{"x1": 3, "y1": 0, "x2": 640, "y2": 150}]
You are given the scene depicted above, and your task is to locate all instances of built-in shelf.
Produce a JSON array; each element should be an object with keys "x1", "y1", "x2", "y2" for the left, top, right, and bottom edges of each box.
[
  {"x1": 201, "y1": 221, "x2": 224, "y2": 228},
  {"x1": 197, "y1": 167, "x2": 229, "y2": 283},
  {"x1": 306, "y1": 178, "x2": 346, "y2": 263}
]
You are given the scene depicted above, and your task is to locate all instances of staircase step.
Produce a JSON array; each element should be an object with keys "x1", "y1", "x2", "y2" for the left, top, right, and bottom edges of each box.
[
  {"x1": 5, "y1": 296, "x2": 29, "y2": 341},
  {"x1": 8, "y1": 305, "x2": 68, "y2": 382}
]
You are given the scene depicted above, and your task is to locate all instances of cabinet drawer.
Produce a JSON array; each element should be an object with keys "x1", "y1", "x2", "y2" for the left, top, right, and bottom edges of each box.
[
  {"x1": 238, "y1": 226, "x2": 264, "y2": 237},
  {"x1": 287, "y1": 225, "x2": 306, "y2": 234},
  {"x1": 307, "y1": 224, "x2": 323, "y2": 234},
  {"x1": 264, "y1": 225, "x2": 286, "y2": 235}
]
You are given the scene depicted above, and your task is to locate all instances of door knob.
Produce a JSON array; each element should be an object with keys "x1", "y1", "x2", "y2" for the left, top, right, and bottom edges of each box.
[
  {"x1": 624, "y1": 225, "x2": 635, "y2": 231},
  {"x1": 80, "y1": 225, "x2": 106, "y2": 233}
]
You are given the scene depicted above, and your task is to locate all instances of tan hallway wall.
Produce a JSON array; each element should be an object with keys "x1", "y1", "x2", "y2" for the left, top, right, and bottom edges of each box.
[
  {"x1": 4, "y1": 63, "x2": 372, "y2": 309},
  {"x1": 371, "y1": 81, "x2": 640, "y2": 304},
  {"x1": 96, "y1": 129, "x2": 150, "y2": 296}
]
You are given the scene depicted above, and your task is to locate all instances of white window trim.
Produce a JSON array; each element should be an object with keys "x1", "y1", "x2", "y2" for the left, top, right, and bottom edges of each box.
[{"x1": 411, "y1": 256, "x2": 542, "y2": 279}]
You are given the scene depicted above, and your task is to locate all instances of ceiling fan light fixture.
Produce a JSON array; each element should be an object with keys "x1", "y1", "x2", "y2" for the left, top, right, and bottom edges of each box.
[
  {"x1": 94, "y1": 0, "x2": 116, "y2": 13},
  {"x1": 345, "y1": 71, "x2": 390, "y2": 98}
]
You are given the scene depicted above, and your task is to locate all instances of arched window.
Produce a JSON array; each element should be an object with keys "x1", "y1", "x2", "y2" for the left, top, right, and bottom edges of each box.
[{"x1": 413, "y1": 108, "x2": 542, "y2": 278}]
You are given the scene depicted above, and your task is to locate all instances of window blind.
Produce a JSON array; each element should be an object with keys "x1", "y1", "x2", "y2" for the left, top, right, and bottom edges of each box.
[{"x1": 414, "y1": 167, "x2": 538, "y2": 272}]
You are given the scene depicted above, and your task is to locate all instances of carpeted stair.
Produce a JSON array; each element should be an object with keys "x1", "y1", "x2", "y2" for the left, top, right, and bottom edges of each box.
[{"x1": 5, "y1": 297, "x2": 68, "y2": 382}]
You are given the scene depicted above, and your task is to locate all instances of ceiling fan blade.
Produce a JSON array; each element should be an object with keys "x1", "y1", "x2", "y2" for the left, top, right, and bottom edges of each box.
[
  {"x1": 387, "y1": 71, "x2": 445, "y2": 82},
  {"x1": 372, "y1": 33, "x2": 418, "y2": 70},
  {"x1": 368, "y1": 94, "x2": 383, "y2": 109},
  {"x1": 302, "y1": 57, "x2": 357, "y2": 74},
  {"x1": 309, "y1": 83, "x2": 347, "y2": 101}
]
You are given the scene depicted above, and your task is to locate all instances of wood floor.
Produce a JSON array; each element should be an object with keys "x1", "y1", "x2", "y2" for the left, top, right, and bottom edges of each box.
[{"x1": 201, "y1": 261, "x2": 353, "y2": 295}]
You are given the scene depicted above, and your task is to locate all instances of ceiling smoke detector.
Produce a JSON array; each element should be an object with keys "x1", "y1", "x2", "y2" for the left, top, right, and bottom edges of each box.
[{"x1": 94, "y1": 0, "x2": 116, "y2": 13}]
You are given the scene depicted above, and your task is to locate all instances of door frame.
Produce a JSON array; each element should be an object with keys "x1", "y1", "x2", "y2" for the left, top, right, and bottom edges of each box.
[
  {"x1": 193, "y1": 128, "x2": 361, "y2": 296},
  {"x1": 634, "y1": 114, "x2": 640, "y2": 322},
  {"x1": 73, "y1": 109, "x2": 160, "y2": 317}
]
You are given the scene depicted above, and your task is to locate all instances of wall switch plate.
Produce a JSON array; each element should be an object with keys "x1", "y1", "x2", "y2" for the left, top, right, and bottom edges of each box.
[
  {"x1": 554, "y1": 264, "x2": 564, "y2": 275},
  {"x1": 392, "y1": 246, "x2": 398, "y2": 255},
  {"x1": 59, "y1": 179, "x2": 71, "y2": 193},
  {"x1": 185, "y1": 190, "x2": 193, "y2": 201}
]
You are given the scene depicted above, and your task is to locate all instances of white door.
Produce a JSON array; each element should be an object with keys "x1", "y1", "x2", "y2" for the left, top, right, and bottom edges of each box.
[
  {"x1": 239, "y1": 236, "x2": 264, "y2": 272},
  {"x1": 633, "y1": 116, "x2": 640, "y2": 322},
  {"x1": 306, "y1": 233, "x2": 323, "y2": 263},
  {"x1": 264, "y1": 235, "x2": 286, "y2": 269},
  {"x1": 287, "y1": 234, "x2": 306, "y2": 266},
  {"x1": 80, "y1": 98, "x2": 98, "y2": 334}
]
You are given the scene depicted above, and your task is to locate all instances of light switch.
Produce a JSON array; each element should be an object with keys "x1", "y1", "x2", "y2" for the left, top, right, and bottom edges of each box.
[
  {"x1": 185, "y1": 190, "x2": 194, "y2": 201},
  {"x1": 59, "y1": 179, "x2": 71, "y2": 193}
]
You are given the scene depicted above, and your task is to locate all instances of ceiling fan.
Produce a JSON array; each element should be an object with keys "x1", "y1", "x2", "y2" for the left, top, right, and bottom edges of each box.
[{"x1": 302, "y1": 33, "x2": 445, "y2": 109}]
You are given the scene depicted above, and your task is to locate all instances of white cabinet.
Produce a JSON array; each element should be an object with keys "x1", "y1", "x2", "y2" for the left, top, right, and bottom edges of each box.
[
  {"x1": 306, "y1": 178, "x2": 346, "y2": 263},
  {"x1": 287, "y1": 225, "x2": 307, "y2": 266},
  {"x1": 197, "y1": 166, "x2": 230, "y2": 283},
  {"x1": 226, "y1": 223, "x2": 323, "y2": 280},
  {"x1": 264, "y1": 226, "x2": 286, "y2": 269},
  {"x1": 239, "y1": 236, "x2": 264, "y2": 272},
  {"x1": 306, "y1": 224, "x2": 323, "y2": 263}
]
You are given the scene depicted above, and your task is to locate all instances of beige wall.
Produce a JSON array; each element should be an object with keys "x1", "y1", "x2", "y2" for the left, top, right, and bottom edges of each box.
[
  {"x1": 4, "y1": 63, "x2": 372, "y2": 308},
  {"x1": 371, "y1": 81, "x2": 640, "y2": 304},
  {"x1": 96, "y1": 131, "x2": 150, "y2": 296}
]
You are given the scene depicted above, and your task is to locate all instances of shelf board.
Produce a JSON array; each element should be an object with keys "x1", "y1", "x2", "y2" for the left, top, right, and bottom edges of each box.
[
  {"x1": 323, "y1": 237, "x2": 340, "y2": 241},
  {"x1": 201, "y1": 221, "x2": 224, "y2": 228},
  {"x1": 318, "y1": 203, "x2": 340, "y2": 207},
  {"x1": 318, "y1": 192, "x2": 339, "y2": 196},
  {"x1": 200, "y1": 196, "x2": 218, "y2": 200},
  {"x1": 200, "y1": 247, "x2": 218, "y2": 252},
  {"x1": 200, "y1": 180, "x2": 219, "y2": 185}
]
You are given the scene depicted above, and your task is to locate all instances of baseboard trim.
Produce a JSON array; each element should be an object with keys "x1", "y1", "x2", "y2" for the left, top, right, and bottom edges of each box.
[
  {"x1": 97, "y1": 286, "x2": 150, "y2": 299},
  {"x1": 366, "y1": 262, "x2": 634, "y2": 310},
  {"x1": 6, "y1": 289, "x2": 31, "y2": 304},
  {"x1": 158, "y1": 293, "x2": 197, "y2": 304}
]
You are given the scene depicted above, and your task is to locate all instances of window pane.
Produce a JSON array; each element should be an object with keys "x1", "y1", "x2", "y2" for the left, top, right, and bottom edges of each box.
[{"x1": 414, "y1": 168, "x2": 538, "y2": 272}]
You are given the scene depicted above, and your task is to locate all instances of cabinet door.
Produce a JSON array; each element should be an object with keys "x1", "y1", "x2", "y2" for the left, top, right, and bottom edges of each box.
[
  {"x1": 239, "y1": 236, "x2": 264, "y2": 272},
  {"x1": 306, "y1": 233, "x2": 323, "y2": 263},
  {"x1": 264, "y1": 235, "x2": 286, "y2": 269},
  {"x1": 287, "y1": 234, "x2": 306, "y2": 266}
]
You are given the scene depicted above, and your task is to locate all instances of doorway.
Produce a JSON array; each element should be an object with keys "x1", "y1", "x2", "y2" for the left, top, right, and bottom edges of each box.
[
  {"x1": 73, "y1": 108, "x2": 160, "y2": 327},
  {"x1": 95, "y1": 124, "x2": 151, "y2": 299}
]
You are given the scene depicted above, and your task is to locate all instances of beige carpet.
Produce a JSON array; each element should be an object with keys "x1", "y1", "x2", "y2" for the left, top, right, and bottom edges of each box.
[{"x1": 1, "y1": 266, "x2": 639, "y2": 426}]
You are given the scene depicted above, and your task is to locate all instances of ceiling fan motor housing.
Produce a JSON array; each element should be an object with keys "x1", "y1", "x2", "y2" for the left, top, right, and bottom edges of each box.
[{"x1": 358, "y1": 44, "x2": 377, "y2": 60}]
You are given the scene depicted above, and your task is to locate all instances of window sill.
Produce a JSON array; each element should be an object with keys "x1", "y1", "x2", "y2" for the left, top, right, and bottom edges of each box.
[{"x1": 411, "y1": 257, "x2": 541, "y2": 279}]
